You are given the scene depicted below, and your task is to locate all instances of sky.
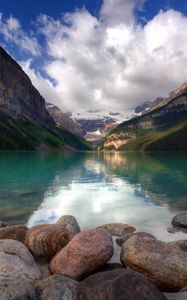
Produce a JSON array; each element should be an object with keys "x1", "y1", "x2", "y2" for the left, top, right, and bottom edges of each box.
[{"x1": 0, "y1": 0, "x2": 187, "y2": 113}]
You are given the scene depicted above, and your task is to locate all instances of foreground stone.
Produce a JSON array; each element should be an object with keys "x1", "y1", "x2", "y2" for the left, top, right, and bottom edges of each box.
[
  {"x1": 116, "y1": 232, "x2": 156, "y2": 247},
  {"x1": 35, "y1": 275, "x2": 77, "y2": 300},
  {"x1": 56, "y1": 215, "x2": 81, "y2": 239},
  {"x1": 0, "y1": 225, "x2": 28, "y2": 243},
  {"x1": 50, "y1": 229, "x2": 114, "y2": 280},
  {"x1": 0, "y1": 279, "x2": 36, "y2": 300},
  {"x1": 121, "y1": 236, "x2": 187, "y2": 291},
  {"x1": 25, "y1": 224, "x2": 69, "y2": 257},
  {"x1": 0, "y1": 239, "x2": 41, "y2": 281},
  {"x1": 35, "y1": 269, "x2": 166, "y2": 300},
  {"x1": 96, "y1": 223, "x2": 136, "y2": 237},
  {"x1": 172, "y1": 212, "x2": 187, "y2": 228},
  {"x1": 81, "y1": 269, "x2": 167, "y2": 300}
]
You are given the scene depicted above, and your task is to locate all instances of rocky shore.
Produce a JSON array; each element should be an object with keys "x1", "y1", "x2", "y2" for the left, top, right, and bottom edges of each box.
[{"x1": 0, "y1": 212, "x2": 186, "y2": 300}]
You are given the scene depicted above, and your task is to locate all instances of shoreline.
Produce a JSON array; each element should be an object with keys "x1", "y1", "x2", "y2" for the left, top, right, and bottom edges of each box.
[{"x1": 0, "y1": 212, "x2": 186, "y2": 299}]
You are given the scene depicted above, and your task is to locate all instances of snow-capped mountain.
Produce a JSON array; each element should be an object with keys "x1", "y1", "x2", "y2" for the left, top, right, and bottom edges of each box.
[{"x1": 46, "y1": 104, "x2": 134, "y2": 142}]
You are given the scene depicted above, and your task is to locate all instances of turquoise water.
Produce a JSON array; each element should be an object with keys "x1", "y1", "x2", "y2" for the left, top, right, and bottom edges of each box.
[{"x1": 0, "y1": 151, "x2": 187, "y2": 242}]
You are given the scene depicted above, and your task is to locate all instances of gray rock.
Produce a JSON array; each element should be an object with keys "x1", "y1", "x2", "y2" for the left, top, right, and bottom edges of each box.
[
  {"x1": 0, "y1": 279, "x2": 36, "y2": 300},
  {"x1": 56, "y1": 215, "x2": 81, "y2": 239},
  {"x1": 116, "y1": 232, "x2": 156, "y2": 246},
  {"x1": 167, "y1": 227, "x2": 177, "y2": 234},
  {"x1": 164, "y1": 291, "x2": 187, "y2": 300},
  {"x1": 172, "y1": 212, "x2": 187, "y2": 228},
  {"x1": 0, "y1": 225, "x2": 28, "y2": 243},
  {"x1": 0, "y1": 239, "x2": 41, "y2": 281},
  {"x1": 80, "y1": 269, "x2": 167, "y2": 300},
  {"x1": 34, "y1": 275, "x2": 77, "y2": 300},
  {"x1": 35, "y1": 269, "x2": 167, "y2": 300},
  {"x1": 0, "y1": 220, "x2": 9, "y2": 227}
]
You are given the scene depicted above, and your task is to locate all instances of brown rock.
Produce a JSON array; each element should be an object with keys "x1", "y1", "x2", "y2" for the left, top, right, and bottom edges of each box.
[
  {"x1": 50, "y1": 229, "x2": 114, "y2": 280},
  {"x1": 0, "y1": 225, "x2": 28, "y2": 243},
  {"x1": 116, "y1": 232, "x2": 156, "y2": 246},
  {"x1": 168, "y1": 240, "x2": 187, "y2": 253},
  {"x1": 96, "y1": 223, "x2": 136, "y2": 237},
  {"x1": 172, "y1": 212, "x2": 187, "y2": 228},
  {"x1": 56, "y1": 215, "x2": 80, "y2": 239},
  {"x1": 25, "y1": 224, "x2": 69, "y2": 257},
  {"x1": 80, "y1": 269, "x2": 167, "y2": 300},
  {"x1": 0, "y1": 239, "x2": 41, "y2": 281},
  {"x1": 121, "y1": 236, "x2": 187, "y2": 291}
]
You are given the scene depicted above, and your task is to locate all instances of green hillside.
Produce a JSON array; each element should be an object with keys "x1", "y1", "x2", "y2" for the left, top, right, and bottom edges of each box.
[
  {"x1": 0, "y1": 112, "x2": 91, "y2": 151},
  {"x1": 103, "y1": 104, "x2": 187, "y2": 151}
]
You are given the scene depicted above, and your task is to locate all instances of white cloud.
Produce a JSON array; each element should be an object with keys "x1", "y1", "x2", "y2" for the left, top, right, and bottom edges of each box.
[
  {"x1": 0, "y1": 14, "x2": 40, "y2": 56},
  {"x1": 1, "y1": 3, "x2": 187, "y2": 114},
  {"x1": 100, "y1": 0, "x2": 144, "y2": 26}
]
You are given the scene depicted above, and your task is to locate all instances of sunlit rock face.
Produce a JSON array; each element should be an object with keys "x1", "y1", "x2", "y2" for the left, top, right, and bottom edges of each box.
[
  {"x1": 103, "y1": 82, "x2": 187, "y2": 151},
  {"x1": 46, "y1": 103, "x2": 86, "y2": 137},
  {"x1": 0, "y1": 46, "x2": 55, "y2": 128}
]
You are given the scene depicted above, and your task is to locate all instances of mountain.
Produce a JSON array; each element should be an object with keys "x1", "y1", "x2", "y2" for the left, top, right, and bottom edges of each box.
[
  {"x1": 73, "y1": 110, "x2": 133, "y2": 143},
  {"x1": 46, "y1": 106, "x2": 131, "y2": 143},
  {"x1": 0, "y1": 46, "x2": 90, "y2": 151},
  {"x1": 46, "y1": 103, "x2": 86, "y2": 137},
  {"x1": 134, "y1": 98, "x2": 163, "y2": 114},
  {"x1": 103, "y1": 82, "x2": 187, "y2": 151}
]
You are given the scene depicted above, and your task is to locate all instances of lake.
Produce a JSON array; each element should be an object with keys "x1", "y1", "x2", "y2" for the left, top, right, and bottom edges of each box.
[{"x1": 0, "y1": 151, "x2": 186, "y2": 244}]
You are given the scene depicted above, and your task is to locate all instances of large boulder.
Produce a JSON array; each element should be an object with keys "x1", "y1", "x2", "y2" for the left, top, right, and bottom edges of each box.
[
  {"x1": 172, "y1": 212, "x2": 187, "y2": 228},
  {"x1": 121, "y1": 236, "x2": 187, "y2": 291},
  {"x1": 25, "y1": 224, "x2": 69, "y2": 257},
  {"x1": 50, "y1": 229, "x2": 114, "y2": 280},
  {"x1": 80, "y1": 269, "x2": 166, "y2": 300},
  {"x1": 34, "y1": 275, "x2": 77, "y2": 300},
  {"x1": 0, "y1": 279, "x2": 36, "y2": 300},
  {"x1": 56, "y1": 215, "x2": 80, "y2": 239},
  {"x1": 96, "y1": 223, "x2": 135, "y2": 237},
  {"x1": 0, "y1": 239, "x2": 41, "y2": 281},
  {"x1": 116, "y1": 232, "x2": 156, "y2": 247},
  {"x1": 34, "y1": 269, "x2": 166, "y2": 300},
  {"x1": 0, "y1": 225, "x2": 28, "y2": 243}
]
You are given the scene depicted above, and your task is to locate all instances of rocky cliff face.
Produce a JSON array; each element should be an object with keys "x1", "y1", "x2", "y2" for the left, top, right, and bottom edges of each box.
[
  {"x1": 0, "y1": 46, "x2": 90, "y2": 151},
  {"x1": 46, "y1": 103, "x2": 86, "y2": 137},
  {"x1": 146, "y1": 83, "x2": 187, "y2": 113},
  {"x1": 0, "y1": 46, "x2": 54, "y2": 128},
  {"x1": 104, "y1": 82, "x2": 187, "y2": 151},
  {"x1": 135, "y1": 98, "x2": 163, "y2": 114}
]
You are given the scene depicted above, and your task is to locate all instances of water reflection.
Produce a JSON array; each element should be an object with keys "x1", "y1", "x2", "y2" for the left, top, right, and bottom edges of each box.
[{"x1": 0, "y1": 151, "x2": 186, "y2": 242}]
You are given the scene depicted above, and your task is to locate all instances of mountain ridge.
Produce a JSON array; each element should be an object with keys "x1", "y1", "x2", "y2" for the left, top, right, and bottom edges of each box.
[
  {"x1": 0, "y1": 45, "x2": 90, "y2": 151},
  {"x1": 103, "y1": 82, "x2": 187, "y2": 151}
]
